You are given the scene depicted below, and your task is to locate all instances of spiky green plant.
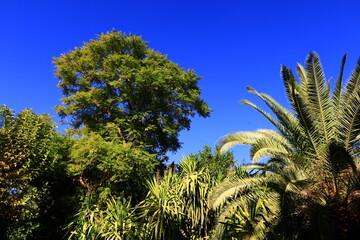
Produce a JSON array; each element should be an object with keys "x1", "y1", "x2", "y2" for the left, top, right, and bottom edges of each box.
[
  {"x1": 212, "y1": 53, "x2": 360, "y2": 239},
  {"x1": 138, "y1": 170, "x2": 183, "y2": 240},
  {"x1": 67, "y1": 195, "x2": 137, "y2": 240},
  {"x1": 138, "y1": 155, "x2": 219, "y2": 240},
  {"x1": 100, "y1": 197, "x2": 137, "y2": 240},
  {"x1": 178, "y1": 156, "x2": 214, "y2": 239},
  {"x1": 67, "y1": 195, "x2": 103, "y2": 240}
]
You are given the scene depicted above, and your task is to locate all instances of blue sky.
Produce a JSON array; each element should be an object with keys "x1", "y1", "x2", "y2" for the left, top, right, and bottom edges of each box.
[{"x1": 1, "y1": 0, "x2": 360, "y2": 163}]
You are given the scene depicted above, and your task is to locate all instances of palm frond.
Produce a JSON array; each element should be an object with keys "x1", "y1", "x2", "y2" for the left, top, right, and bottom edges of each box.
[
  {"x1": 282, "y1": 65, "x2": 301, "y2": 108},
  {"x1": 211, "y1": 190, "x2": 280, "y2": 240},
  {"x1": 249, "y1": 130, "x2": 291, "y2": 162},
  {"x1": 305, "y1": 52, "x2": 333, "y2": 143},
  {"x1": 332, "y1": 54, "x2": 347, "y2": 111},
  {"x1": 296, "y1": 62, "x2": 308, "y2": 97},
  {"x1": 245, "y1": 87, "x2": 307, "y2": 147},
  {"x1": 240, "y1": 100, "x2": 286, "y2": 134},
  {"x1": 209, "y1": 176, "x2": 266, "y2": 210},
  {"x1": 218, "y1": 130, "x2": 266, "y2": 153},
  {"x1": 343, "y1": 57, "x2": 360, "y2": 99},
  {"x1": 338, "y1": 94, "x2": 360, "y2": 151},
  {"x1": 215, "y1": 53, "x2": 360, "y2": 238},
  {"x1": 279, "y1": 166, "x2": 310, "y2": 195},
  {"x1": 290, "y1": 82, "x2": 321, "y2": 156},
  {"x1": 338, "y1": 58, "x2": 360, "y2": 150}
]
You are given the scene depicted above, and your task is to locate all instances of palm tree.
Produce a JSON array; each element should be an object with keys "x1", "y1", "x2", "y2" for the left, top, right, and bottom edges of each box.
[{"x1": 211, "y1": 52, "x2": 360, "y2": 239}]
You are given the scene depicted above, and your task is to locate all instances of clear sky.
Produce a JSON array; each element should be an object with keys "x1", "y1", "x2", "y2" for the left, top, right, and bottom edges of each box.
[{"x1": 1, "y1": 0, "x2": 360, "y2": 163}]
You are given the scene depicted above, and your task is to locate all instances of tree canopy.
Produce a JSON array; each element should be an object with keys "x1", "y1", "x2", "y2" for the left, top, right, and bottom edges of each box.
[{"x1": 54, "y1": 30, "x2": 210, "y2": 158}]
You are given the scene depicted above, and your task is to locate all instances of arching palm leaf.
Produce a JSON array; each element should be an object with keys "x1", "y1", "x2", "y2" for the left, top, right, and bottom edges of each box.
[{"x1": 213, "y1": 52, "x2": 360, "y2": 239}]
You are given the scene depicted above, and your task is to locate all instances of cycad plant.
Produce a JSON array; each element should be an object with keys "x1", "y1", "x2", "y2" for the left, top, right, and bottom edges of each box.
[{"x1": 212, "y1": 53, "x2": 360, "y2": 239}]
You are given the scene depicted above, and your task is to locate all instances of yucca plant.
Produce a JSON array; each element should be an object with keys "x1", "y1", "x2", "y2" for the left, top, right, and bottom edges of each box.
[
  {"x1": 138, "y1": 156, "x2": 219, "y2": 240},
  {"x1": 67, "y1": 195, "x2": 137, "y2": 240},
  {"x1": 67, "y1": 195, "x2": 103, "y2": 240},
  {"x1": 178, "y1": 156, "x2": 214, "y2": 239},
  {"x1": 138, "y1": 170, "x2": 183, "y2": 240},
  {"x1": 212, "y1": 53, "x2": 360, "y2": 239},
  {"x1": 100, "y1": 197, "x2": 137, "y2": 240}
]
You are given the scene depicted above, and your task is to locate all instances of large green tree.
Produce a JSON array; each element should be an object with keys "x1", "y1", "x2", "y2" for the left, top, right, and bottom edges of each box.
[
  {"x1": 212, "y1": 53, "x2": 360, "y2": 239},
  {"x1": 54, "y1": 30, "x2": 210, "y2": 158}
]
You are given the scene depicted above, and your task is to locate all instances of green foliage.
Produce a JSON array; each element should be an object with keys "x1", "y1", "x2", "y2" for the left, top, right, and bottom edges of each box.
[
  {"x1": 68, "y1": 154, "x2": 220, "y2": 240},
  {"x1": 138, "y1": 155, "x2": 220, "y2": 240},
  {"x1": 138, "y1": 170, "x2": 183, "y2": 240},
  {"x1": 209, "y1": 175, "x2": 279, "y2": 240},
  {"x1": 214, "y1": 53, "x2": 360, "y2": 239},
  {"x1": 217, "y1": 192, "x2": 278, "y2": 240},
  {"x1": 30, "y1": 134, "x2": 80, "y2": 239},
  {"x1": 54, "y1": 30, "x2": 210, "y2": 157},
  {"x1": 7, "y1": 29, "x2": 360, "y2": 240},
  {"x1": 52, "y1": 31, "x2": 212, "y2": 239},
  {"x1": 101, "y1": 197, "x2": 138, "y2": 240},
  {"x1": 0, "y1": 107, "x2": 56, "y2": 184},
  {"x1": 178, "y1": 156, "x2": 214, "y2": 239},
  {"x1": 187, "y1": 145, "x2": 235, "y2": 180},
  {"x1": 0, "y1": 106, "x2": 58, "y2": 238},
  {"x1": 67, "y1": 131, "x2": 158, "y2": 200},
  {"x1": 67, "y1": 195, "x2": 138, "y2": 240}
]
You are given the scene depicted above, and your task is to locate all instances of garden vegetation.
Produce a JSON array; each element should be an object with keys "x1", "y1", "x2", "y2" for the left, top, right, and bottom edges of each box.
[{"x1": 0, "y1": 30, "x2": 359, "y2": 239}]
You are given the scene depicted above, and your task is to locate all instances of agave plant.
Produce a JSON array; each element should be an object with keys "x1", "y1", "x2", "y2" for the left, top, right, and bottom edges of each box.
[{"x1": 212, "y1": 53, "x2": 360, "y2": 239}]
